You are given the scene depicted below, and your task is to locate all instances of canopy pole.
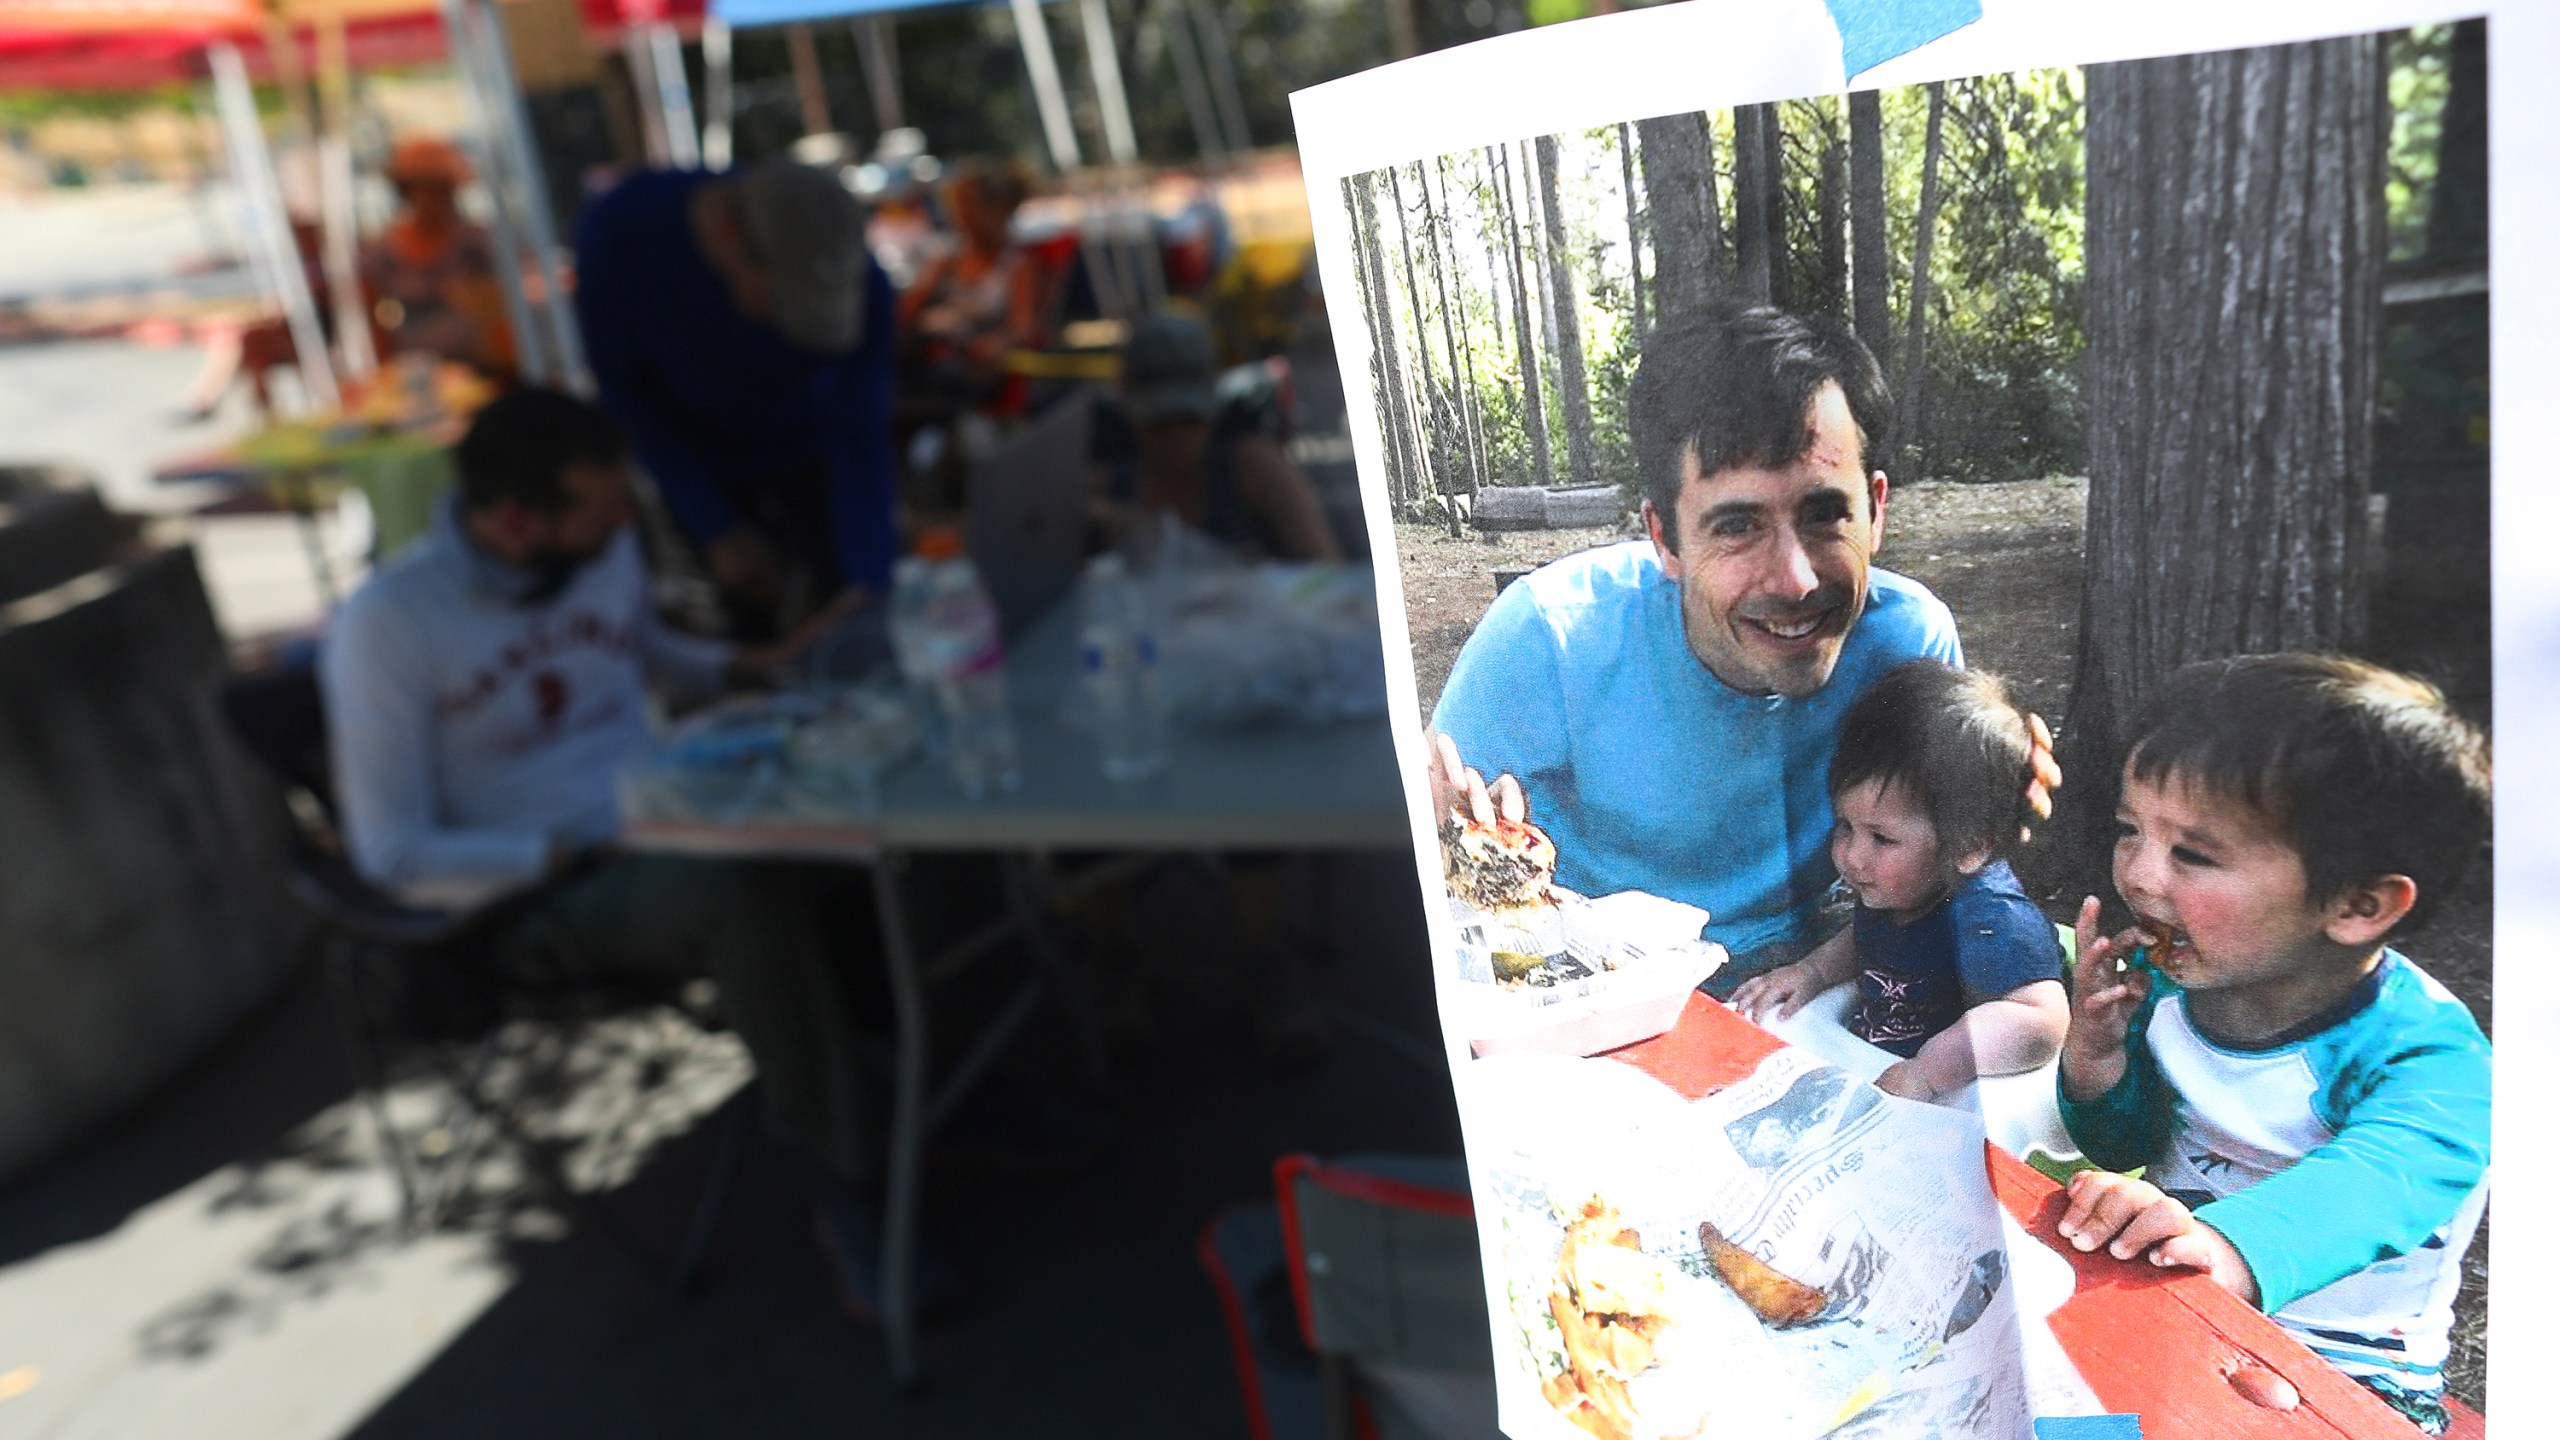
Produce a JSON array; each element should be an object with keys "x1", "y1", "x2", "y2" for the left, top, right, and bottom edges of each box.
[
  {"x1": 1075, "y1": 0, "x2": 1138, "y2": 168},
  {"x1": 702, "y1": 18, "x2": 735, "y2": 171},
  {"x1": 314, "y1": 14, "x2": 376, "y2": 381},
  {"x1": 466, "y1": 0, "x2": 591, "y2": 388},
  {"x1": 1007, "y1": 0, "x2": 1082, "y2": 173},
  {"x1": 208, "y1": 41, "x2": 339, "y2": 414},
  {"x1": 785, "y1": 22, "x2": 832, "y2": 138},
  {"x1": 622, "y1": 27, "x2": 671, "y2": 166},
  {"x1": 1154, "y1": 0, "x2": 1224, "y2": 166},
  {"x1": 1184, "y1": 0, "x2": 1249, "y2": 155},
  {"x1": 853, "y1": 15, "x2": 903, "y2": 133},
  {"x1": 648, "y1": 22, "x2": 702, "y2": 169},
  {"x1": 443, "y1": 0, "x2": 550, "y2": 384}
]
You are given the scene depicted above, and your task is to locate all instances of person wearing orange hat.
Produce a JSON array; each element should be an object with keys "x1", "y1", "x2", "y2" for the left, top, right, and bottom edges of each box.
[{"x1": 359, "y1": 137, "x2": 515, "y2": 376}]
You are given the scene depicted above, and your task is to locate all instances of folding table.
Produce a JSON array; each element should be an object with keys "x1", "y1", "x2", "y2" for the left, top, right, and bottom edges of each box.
[{"x1": 623, "y1": 577, "x2": 1408, "y2": 1385}]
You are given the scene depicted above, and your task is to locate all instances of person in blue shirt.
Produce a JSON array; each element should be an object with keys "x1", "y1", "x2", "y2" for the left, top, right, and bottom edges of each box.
[
  {"x1": 2051, "y1": 654, "x2": 2491, "y2": 1434},
  {"x1": 1731, "y1": 660, "x2": 2069, "y2": 1101},
  {"x1": 575, "y1": 158, "x2": 899, "y2": 636},
  {"x1": 1429, "y1": 302, "x2": 2056, "y2": 980}
]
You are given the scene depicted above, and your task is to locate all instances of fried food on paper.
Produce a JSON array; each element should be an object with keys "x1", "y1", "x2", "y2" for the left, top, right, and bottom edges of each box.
[
  {"x1": 1695, "y1": 1221, "x2": 1828, "y2": 1329},
  {"x1": 1542, "y1": 1199, "x2": 1696, "y2": 1440},
  {"x1": 1442, "y1": 806, "x2": 1558, "y2": 913}
]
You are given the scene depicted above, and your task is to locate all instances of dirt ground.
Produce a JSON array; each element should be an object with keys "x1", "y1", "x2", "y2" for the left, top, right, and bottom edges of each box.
[{"x1": 1392, "y1": 477, "x2": 2493, "y2": 1411}]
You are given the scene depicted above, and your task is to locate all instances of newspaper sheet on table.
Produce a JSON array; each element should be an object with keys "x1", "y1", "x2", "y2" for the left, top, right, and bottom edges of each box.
[{"x1": 1462, "y1": 1048, "x2": 2097, "y2": 1440}]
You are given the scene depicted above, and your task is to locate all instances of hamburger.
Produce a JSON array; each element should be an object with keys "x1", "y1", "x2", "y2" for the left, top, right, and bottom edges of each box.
[{"x1": 1443, "y1": 807, "x2": 1558, "y2": 913}]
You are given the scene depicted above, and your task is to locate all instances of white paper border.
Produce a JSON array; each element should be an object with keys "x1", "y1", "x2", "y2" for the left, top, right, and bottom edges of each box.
[{"x1": 1293, "y1": 0, "x2": 2551, "y2": 1423}]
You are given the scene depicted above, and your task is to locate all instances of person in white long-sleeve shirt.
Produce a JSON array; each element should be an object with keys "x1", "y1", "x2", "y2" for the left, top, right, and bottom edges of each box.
[{"x1": 321, "y1": 387, "x2": 916, "y2": 1319}]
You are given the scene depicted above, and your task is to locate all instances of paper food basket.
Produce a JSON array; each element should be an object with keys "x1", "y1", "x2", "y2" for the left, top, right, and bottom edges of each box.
[{"x1": 1449, "y1": 891, "x2": 1726, "y2": 1058}]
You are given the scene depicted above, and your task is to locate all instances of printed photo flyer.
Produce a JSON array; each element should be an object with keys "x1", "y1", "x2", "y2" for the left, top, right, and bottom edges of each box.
[{"x1": 1291, "y1": 2, "x2": 2543, "y2": 1435}]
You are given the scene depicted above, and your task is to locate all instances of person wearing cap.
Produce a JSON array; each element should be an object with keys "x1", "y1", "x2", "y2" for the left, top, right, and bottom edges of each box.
[
  {"x1": 574, "y1": 158, "x2": 899, "y2": 636},
  {"x1": 1081, "y1": 313, "x2": 1343, "y2": 1067},
  {"x1": 1089, "y1": 312, "x2": 1341, "y2": 563},
  {"x1": 359, "y1": 137, "x2": 514, "y2": 374}
]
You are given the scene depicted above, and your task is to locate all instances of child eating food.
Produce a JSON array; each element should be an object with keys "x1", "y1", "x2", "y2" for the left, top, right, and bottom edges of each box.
[
  {"x1": 1733, "y1": 659, "x2": 2069, "y2": 1102},
  {"x1": 2052, "y1": 653, "x2": 2491, "y2": 1434}
]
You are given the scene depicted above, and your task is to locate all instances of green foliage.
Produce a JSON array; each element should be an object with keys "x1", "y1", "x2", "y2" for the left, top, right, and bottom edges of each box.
[
  {"x1": 1911, "y1": 69, "x2": 2089, "y2": 482},
  {"x1": 0, "y1": 85, "x2": 200, "y2": 125},
  {"x1": 2386, "y1": 25, "x2": 2455, "y2": 263},
  {"x1": 1354, "y1": 33, "x2": 2462, "y2": 515}
]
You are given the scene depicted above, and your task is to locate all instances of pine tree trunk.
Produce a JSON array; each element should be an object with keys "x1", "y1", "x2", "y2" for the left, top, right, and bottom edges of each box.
[
  {"x1": 1699, "y1": 113, "x2": 1726, "y2": 279},
  {"x1": 1443, "y1": 157, "x2": 1492, "y2": 509},
  {"x1": 1760, "y1": 100, "x2": 1791, "y2": 309},
  {"x1": 1895, "y1": 83, "x2": 1948, "y2": 476},
  {"x1": 1731, "y1": 104, "x2": 1774, "y2": 302},
  {"x1": 1481, "y1": 147, "x2": 1509, "y2": 362},
  {"x1": 1389, "y1": 163, "x2": 1442, "y2": 514},
  {"x1": 1637, "y1": 110, "x2": 1720, "y2": 327},
  {"x1": 1536, "y1": 133, "x2": 1598, "y2": 490},
  {"x1": 1619, "y1": 122, "x2": 1648, "y2": 340},
  {"x1": 2053, "y1": 36, "x2": 2386, "y2": 885},
  {"x1": 1529, "y1": 141, "x2": 1562, "y2": 473},
  {"x1": 1347, "y1": 178, "x2": 1405, "y2": 507},
  {"x1": 1848, "y1": 89, "x2": 1892, "y2": 369},
  {"x1": 1499, "y1": 142, "x2": 1552, "y2": 487},
  {"x1": 1816, "y1": 105, "x2": 1847, "y2": 318},
  {"x1": 1426, "y1": 156, "x2": 1479, "y2": 536}
]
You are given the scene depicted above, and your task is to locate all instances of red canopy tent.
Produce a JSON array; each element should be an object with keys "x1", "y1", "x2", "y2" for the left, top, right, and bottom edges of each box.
[
  {"x1": 1, "y1": 0, "x2": 650, "y2": 394},
  {"x1": 0, "y1": 0, "x2": 702, "y2": 90},
  {"x1": 0, "y1": 0, "x2": 255, "y2": 89}
]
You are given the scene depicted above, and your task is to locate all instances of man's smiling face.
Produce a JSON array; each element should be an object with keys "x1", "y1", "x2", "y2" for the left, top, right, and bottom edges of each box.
[{"x1": 1645, "y1": 380, "x2": 1887, "y2": 698}]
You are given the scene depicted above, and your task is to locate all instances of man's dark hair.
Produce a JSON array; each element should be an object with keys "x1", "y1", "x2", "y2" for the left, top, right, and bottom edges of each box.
[
  {"x1": 2125, "y1": 654, "x2": 2491, "y2": 934},
  {"x1": 1629, "y1": 300, "x2": 1891, "y2": 552},
  {"x1": 452, "y1": 386, "x2": 628, "y2": 514},
  {"x1": 1830, "y1": 659, "x2": 2036, "y2": 866}
]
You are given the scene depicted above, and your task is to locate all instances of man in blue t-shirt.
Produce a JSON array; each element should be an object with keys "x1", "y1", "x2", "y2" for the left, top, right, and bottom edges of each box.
[
  {"x1": 575, "y1": 159, "x2": 899, "y2": 633},
  {"x1": 1430, "y1": 303, "x2": 2051, "y2": 980}
]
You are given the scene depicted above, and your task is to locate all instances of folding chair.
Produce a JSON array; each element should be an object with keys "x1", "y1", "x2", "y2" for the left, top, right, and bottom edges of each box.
[
  {"x1": 1201, "y1": 1154, "x2": 1500, "y2": 1440},
  {"x1": 219, "y1": 655, "x2": 753, "y2": 1292}
]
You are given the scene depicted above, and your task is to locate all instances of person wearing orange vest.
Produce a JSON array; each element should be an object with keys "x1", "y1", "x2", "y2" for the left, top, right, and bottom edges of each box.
[{"x1": 360, "y1": 137, "x2": 515, "y2": 377}]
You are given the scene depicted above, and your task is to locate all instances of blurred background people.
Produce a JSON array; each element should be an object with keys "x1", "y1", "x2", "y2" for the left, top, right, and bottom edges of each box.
[
  {"x1": 1090, "y1": 312, "x2": 1338, "y2": 564},
  {"x1": 897, "y1": 157, "x2": 1052, "y2": 411},
  {"x1": 1077, "y1": 312, "x2": 1343, "y2": 1068},
  {"x1": 359, "y1": 136, "x2": 514, "y2": 377},
  {"x1": 575, "y1": 157, "x2": 897, "y2": 639},
  {"x1": 176, "y1": 214, "x2": 332, "y2": 423},
  {"x1": 858, "y1": 127, "x2": 944, "y2": 290},
  {"x1": 318, "y1": 387, "x2": 922, "y2": 1314}
]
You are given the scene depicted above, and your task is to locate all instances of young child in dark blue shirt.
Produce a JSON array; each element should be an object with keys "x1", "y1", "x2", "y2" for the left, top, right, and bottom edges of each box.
[{"x1": 1733, "y1": 660, "x2": 2070, "y2": 1101}]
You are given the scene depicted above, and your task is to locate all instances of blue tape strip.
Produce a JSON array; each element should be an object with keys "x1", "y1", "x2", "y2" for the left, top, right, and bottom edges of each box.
[
  {"x1": 1822, "y1": 0, "x2": 1984, "y2": 79},
  {"x1": 2032, "y1": 1418, "x2": 2144, "y2": 1440}
]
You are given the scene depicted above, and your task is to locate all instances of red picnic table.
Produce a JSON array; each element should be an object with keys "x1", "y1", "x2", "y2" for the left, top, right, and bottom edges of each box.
[{"x1": 1610, "y1": 993, "x2": 2481, "y2": 1440}]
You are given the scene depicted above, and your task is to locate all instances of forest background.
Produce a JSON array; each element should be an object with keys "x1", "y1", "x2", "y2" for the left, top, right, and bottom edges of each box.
[{"x1": 1340, "y1": 25, "x2": 2471, "y2": 519}]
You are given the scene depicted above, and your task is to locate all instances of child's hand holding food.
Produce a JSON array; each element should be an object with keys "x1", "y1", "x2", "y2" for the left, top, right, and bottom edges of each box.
[{"x1": 2060, "y1": 896, "x2": 2156, "y2": 1101}]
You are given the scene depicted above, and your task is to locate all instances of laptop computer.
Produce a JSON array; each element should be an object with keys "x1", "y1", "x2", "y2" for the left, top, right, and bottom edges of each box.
[{"x1": 963, "y1": 395, "x2": 1093, "y2": 639}]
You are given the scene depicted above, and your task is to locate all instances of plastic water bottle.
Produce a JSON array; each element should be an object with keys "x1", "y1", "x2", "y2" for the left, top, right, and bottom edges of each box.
[
  {"x1": 886, "y1": 555, "x2": 941, "y2": 753},
  {"x1": 1078, "y1": 554, "x2": 1169, "y2": 781},
  {"x1": 914, "y1": 535, "x2": 1020, "y2": 797}
]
